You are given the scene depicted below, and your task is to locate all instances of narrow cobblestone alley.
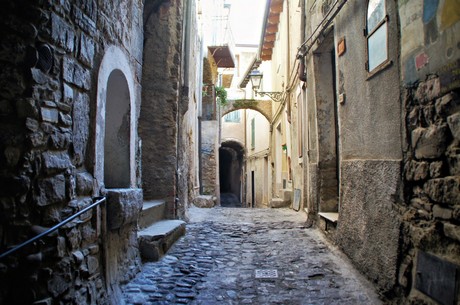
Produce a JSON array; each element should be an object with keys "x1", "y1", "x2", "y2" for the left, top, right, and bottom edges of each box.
[{"x1": 122, "y1": 207, "x2": 382, "y2": 305}]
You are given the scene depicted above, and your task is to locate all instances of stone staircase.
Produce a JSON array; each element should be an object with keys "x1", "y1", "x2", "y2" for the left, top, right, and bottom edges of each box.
[{"x1": 138, "y1": 199, "x2": 186, "y2": 261}]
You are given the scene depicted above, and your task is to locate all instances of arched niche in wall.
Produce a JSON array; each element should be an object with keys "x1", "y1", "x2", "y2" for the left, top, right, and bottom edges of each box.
[
  {"x1": 104, "y1": 70, "x2": 130, "y2": 187},
  {"x1": 95, "y1": 46, "x2": 136, "y2": 189}
]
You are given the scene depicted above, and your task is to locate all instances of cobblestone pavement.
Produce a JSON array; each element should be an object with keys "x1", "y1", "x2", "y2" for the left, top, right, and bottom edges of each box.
[{"x1": 122, "y1": 207, "x2": 382, "y2": 305}]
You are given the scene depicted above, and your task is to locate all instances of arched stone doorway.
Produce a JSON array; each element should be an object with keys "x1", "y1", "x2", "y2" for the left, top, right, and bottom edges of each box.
[{"x1": 219, "y1": 140, "x2": 245, "y2": 207}]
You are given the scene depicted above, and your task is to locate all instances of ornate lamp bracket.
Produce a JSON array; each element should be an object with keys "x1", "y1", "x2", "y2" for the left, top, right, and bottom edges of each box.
[{"x1": 255, "y1": 91, "x2": 284, "y2": 103}]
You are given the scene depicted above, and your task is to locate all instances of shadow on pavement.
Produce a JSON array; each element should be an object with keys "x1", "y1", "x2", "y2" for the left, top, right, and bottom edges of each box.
[{"x1": 220, "y1": 193, "x2": 242, "y2": 208}]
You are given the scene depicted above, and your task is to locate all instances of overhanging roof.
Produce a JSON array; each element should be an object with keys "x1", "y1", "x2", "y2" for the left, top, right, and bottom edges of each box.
[
  {"x1": 260, "y1": 0, "x2": 284, "y2": 61},
  {"x1": 208, "y1": 45, "x2": 235, "y2": 68}
]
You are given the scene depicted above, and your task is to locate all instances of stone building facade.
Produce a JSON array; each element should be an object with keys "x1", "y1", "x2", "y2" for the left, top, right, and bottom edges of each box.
[
  {"x1": 0, "y1": 0, "x2": 201, "y2": 304},
  {"x1": 240, "y1": 0, "x2": 460, "y2": 303},
  {"x1": 302, "y1": 0, "x2": 460, "y2": 303}
]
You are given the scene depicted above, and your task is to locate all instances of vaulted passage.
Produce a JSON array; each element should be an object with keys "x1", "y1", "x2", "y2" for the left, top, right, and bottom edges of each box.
[{"x1": 219, "y1": 140, "x2": 245, "y2": 207}]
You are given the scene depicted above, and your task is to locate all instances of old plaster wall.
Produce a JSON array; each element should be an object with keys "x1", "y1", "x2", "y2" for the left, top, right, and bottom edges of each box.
[
  {"x1": 304, "y1": 0, "x2": 403, "y2": 294},
  {"x1": 176, "y1": 0, "x2": 201, "y2": 218},
  {"x1": 139, "y1": 0, "x2": 185, "y2": 217},
  {"x1": 397, "y1": 1, "x2": 460, "y2": 303},
  {"x1": 0, "y1": 0, "x2": 144, "y2": 304},
  {"x1": 333, "y1": 0, "x2": 402, "y2": 293},
  {"x1": 246, "y1": 110, "x2": 270, "y2": 207}
]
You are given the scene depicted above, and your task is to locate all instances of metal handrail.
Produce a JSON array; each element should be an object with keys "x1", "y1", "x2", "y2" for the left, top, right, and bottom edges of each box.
[{"x1": 0, "y1": 196, "x2": 106, "y2": 260}]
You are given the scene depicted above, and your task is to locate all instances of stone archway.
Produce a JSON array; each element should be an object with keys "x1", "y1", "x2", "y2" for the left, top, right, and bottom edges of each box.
[
  {"x1": 219, "y1": 140, "x2": 245, "y2": 207},
  {"x1": 221, "y1": 99, "x2": 273, "y2": 122}
]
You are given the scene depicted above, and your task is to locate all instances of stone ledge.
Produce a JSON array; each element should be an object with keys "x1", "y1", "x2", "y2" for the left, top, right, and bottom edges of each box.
[
  {"x1": 106, "y1": 188, "x2": 143, "y2": 230},
  {"x1": 138, "y1": 220, "x2": 186, "y2": 261}
]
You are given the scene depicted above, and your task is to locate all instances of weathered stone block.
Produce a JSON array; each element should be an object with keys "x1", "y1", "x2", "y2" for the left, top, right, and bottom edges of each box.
[
  {"x1": 411, "y1": 125, "x2": 449, "y2": 159},
  {"x1": 63, "y1": 57, "x2": 91, "y2": 90},
  {"x1": 78, "y1": 33, "x2": 95, "y2": 68},
  {"x1": 106, "y1": 189, "x2": 143, "y2": 230},
  {"x1": 447, "y1": 112, "x2": 460, "y2": 141},
  {"x1": 72, "y1": 92, "x2": 89, "y2": 165},
  {"x1": 72, "y1": 251, "x2": 84, "y2": 264},
  {"x1": 26, "y1": 118, "x2": 39, "y2": 131},
  {"x1": 415, "y1": 77, "x2": 441, "y2": 103},
  {"x1": 51, "y1": 13, "x2": 75, "y2": 52},
  {"x1": 41, "y1": 107, "x2": 59, "y2": 123},
  {"x1": 36, "y1": 175, "x2": 66, "y2": 206},
  {"x1": 429, "y1": 161, "x2": 444, "y2": 178},
  {"x1": 407, "y1": 107, "x2": 420, "y2": 130},
  {"x1": 193, "y1": 195, "x2": 215, "y2": 208},
  {"x1": 433, "y1": 205, "x2": 452, "y2": 220},
  {"x1": 447, "y1": 149, "x2": 460, "y2": 176},
  {"x1": 86, "y1": 256, "x2": 98, "y2": 275},
  {"x1": 47, "y1": 274, "x2": 71, "y2": 297},
  {"x1": 28, "y1": 130, "x2": 47, "y2": 147},
  {"x1": 422, "y1": 105, "x2": 436, "y2": 125},
  {"x1": 42, "y1": 151, "x2": 72, "y2": 175},
  {"x1": 57, "y1": 236, "x2": 66, "y2": 257},
  {"x1": 67, "y1": 227, "x2": 82, "y2": 250},
  {"x1": 72, "y1": 6, "x2": 96, "y2": 35},
  {"x1": 63, "y1": 83, "x2": 74, "y2": 105},
  {"x1": 454, "y1": 206, "x2": 460, "y2": 221},
  {"x1": 443, "y1": 223, "x2": 460, "y2": 242},
  {"x1": 59, "y1": 112, "x2": 72, "y2": 126},
  {"x1": 50, "y1": 129, "x2": 71, "y2": 150},
  {"x1": 424, "y1": 177, "x2": 460, "y2": 206},
  {"x1": 410, "y1": 197, "x2": 432, "y2": 212},
  {"x1": 435, "y1": 92, "x2": 460, "y2": 117},
  {"x1": 76, "y1": 172, "x2": 93, "y2": 195},
  {"x1": 406, "y1": 160, "x2": 429, "y2": 181}
]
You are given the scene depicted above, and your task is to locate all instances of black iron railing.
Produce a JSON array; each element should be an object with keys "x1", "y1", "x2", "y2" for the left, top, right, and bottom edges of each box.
[{"x1": 0, "y1": 196, "x2": 106, "y2": 260}]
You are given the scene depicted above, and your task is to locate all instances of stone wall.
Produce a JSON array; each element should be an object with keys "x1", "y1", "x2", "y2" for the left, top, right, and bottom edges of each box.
[
  {"x1": 201, "y1": 121, "x2": 220, "y2": 197},
  {"x1": 139, "y1": 0, "x2": 184, "y2": 217},
  {"x1": 177, "y1": 0, "x2": 201, "y2": 218},
  {"x1": 399, "y1": 78, "x2": 460, "y2": 304},
  {"x1": 0, "y1": 0, "x2": 143, "y2": 304},
  {"x1": 336, "y1": 160, "x2": 401, "y2": 293}
]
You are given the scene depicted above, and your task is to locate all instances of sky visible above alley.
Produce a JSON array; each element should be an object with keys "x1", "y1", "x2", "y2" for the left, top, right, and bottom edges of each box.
[{"x1": 229, "y1": 0, "x2": 266, "y2": 45}]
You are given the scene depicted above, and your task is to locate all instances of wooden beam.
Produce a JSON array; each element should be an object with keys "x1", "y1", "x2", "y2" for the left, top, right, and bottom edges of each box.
[{"x1": 266, "y1": 24, "x2": 278, "y2": 34}]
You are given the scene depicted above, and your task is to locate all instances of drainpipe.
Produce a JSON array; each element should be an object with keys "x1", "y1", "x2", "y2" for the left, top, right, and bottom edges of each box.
[{"x1": 299, "y1": 0, "x2": 307, "y2": 82}]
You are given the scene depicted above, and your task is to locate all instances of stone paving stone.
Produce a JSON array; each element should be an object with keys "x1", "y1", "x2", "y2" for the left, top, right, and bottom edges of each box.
[{"x1": 122, "y1": 207, "x2": 382, "y2": 305}]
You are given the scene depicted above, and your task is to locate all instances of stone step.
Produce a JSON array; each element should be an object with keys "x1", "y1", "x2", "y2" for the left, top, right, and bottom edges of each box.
[
  {"x1": 270, "y1": 198, "x2": 290, "y2": 208},
  {"x1": 139, "y1": 199, "x2": 166, "y2": 229},
  {"x1": 138, "y1": 220, "x2": 186, "y2": 261}
]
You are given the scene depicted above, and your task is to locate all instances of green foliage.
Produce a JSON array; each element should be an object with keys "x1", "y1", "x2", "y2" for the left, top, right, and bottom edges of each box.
[
  {"x1": 215, "y1": 86, "x2": 228, "y2": 106},
  {"x1": 233, "y1": 99, "x2": 258, "y2": 108}
]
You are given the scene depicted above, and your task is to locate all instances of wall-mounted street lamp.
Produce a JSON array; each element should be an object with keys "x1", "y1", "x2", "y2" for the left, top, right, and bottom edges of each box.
[{"x1": 249, "y1": 70, "x2": 284, "y2": 103}]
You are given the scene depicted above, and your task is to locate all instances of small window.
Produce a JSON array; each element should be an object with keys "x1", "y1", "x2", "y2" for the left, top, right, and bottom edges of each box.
[
  {"x1": 366, "y1": 0, "x2": 388, "y2": 72},
  {"x1": 224, "y1": 110, "x2": 241, "y2": 122}
]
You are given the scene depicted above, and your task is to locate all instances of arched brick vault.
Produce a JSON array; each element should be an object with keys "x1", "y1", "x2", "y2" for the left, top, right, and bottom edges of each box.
[{"x1": 221, "y1": 99, "x2": 273, "y2": 122}]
